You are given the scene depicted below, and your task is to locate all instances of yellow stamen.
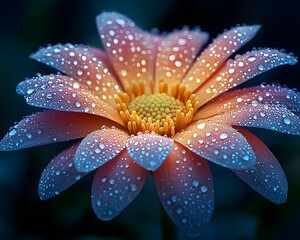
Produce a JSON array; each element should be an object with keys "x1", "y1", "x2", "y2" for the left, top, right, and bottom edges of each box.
[{"x1": 115, "y1": 82, "x2": 199, "y2": 137}]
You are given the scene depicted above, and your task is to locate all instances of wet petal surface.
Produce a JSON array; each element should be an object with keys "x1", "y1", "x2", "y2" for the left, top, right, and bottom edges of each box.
[
  {"x1": 126, "y1": 133, "x2": 174, "y2": 171},
  {"x1": 174, "y1": 121, "x2": 256, "y2": 169},
  {"x1": 209, "y1": 104, "x2": 300, "y2": 135},
  {"x1": 75, "y1": 127, "x2": 129, "y2": 173},
  {"x1": 195, "y1": 48, "x2": 297, "y2": 107},
  {"x1": 232, "y1": 128, "x2": 288, "y2": 204},
  {"x1": 39, "y1": 143, "x2": 88, "y2": 200},
  {"x1": 153, "y1": 142, "x2": 214, "y2": 237},
  {"x1": 155, "y1": 29, "x2": 208, "y2": 86},
  {"x1": 0, "y1": 110, "x2": 107, "y2": 151},
  {"x1": 97, "y1": 12, "x2": 160, "y2": 92},
  {"x1": 183, "y1": 25, "x2": 260, "y2": 91},
  {"x1": 91, "y1": 149, "x2": 148, "y2": 220},
  {"x1": 195, "y1": 83, "x2": 300, "y2": 119},
  {"x1": 17, "y1": 74, "x2": 124, "y2": 125},
  {"x1": 31, "y1": 44, "x2": 121, "y2": 106}
]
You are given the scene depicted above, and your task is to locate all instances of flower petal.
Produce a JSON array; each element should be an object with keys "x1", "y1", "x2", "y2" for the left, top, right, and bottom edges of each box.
[
  {"x1": 195, "y1": 83, "x2": 300, "y2": 119},
  {"x1": 0, "y1": 110, "x2": 109, "y2": 151},
  {"x1": 174, "y1": 121, "x2": 256, "y2": 169},
  {"x1": 195, "y1": 48, "x2": 297, "y2": 107},
  {"x1": 183, "y1": 25, "x2": 260, "y2": 91},
  {"x1": 74, "y1": 127, "x2": 129, "y2": 173},
  {"x1": 209, "y1": 104, "x2": 300, "y2": 135},
  {"x1": 153, "y1": 142, "x2": 214, "y2": 237},
  {"x1": 155, "y1": 28, "x2": 208, "y2": 86},
  {"x1": 91, "y1": 149, "x2": 148, "y2": 220},
  {"x1": 126, "y1": 133, "x2": 174, "y2": 171},
  {"x1": 96, "y1": 12, "x2": 160, "y2": 92},
  {"x1": 31, "y1": 44, "x2": 121, "y2": 106},
  {"x1": 232, "y1": 128, "x2": 288, "y2": 204},
  {"x1": 38, "y1": 143, "x2": 88, "y2": 200},
  {"x1": 17, "y1": 74, "x2": 124, "y2": 125}
]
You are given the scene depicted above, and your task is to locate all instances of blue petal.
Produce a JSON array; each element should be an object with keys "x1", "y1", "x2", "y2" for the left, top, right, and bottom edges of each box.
[
  {"x1": 39, "y1": 143, "x2": 88, "y2": 200},
  {"x1": 91, "y1": 149, "x2": 148, "y2": 220},
  {"x1": 74, "y1": 127, "x2": 128, "y2": 173},
  {"x1": 232, "y1": 128, "x2": 288, "y2": 204},
  {"x1": 174, "y1": 121, "x2": 256, "y2": 169},
  {"x1": 153, "y1": 142, "x2": 214, "y2": 237},
  {"x1": 0, "y1": 110, "x2": 104, "y2": 151},
  {"x1": 126, "y1": 132, "x2": 174, "y2": 171}
]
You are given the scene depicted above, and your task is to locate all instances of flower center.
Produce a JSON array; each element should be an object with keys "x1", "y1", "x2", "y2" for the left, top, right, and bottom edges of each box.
[{"x1": 115, "y1": 81, "x2": 200, "y2": 136}]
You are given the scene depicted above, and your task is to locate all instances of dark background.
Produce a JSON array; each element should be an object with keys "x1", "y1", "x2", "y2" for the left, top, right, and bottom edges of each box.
[{"x1": 0, "y1": 0, "x2": 300, "y2": 239}]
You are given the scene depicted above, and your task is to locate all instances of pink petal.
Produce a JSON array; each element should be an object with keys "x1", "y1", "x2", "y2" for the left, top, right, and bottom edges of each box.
[
  {"x1": 39, "y1": 143, "x2": 88, "y2": 200},
  {"x1": 96, "y1": 12, "x2": 160, "y2": 92},
  {"x1": 195, "y1": 83, "x2": 300, "y2": 119},
  {"x1": 17, "y1": 74, "x2": 124, "y2": 125},
  {"x1": 195, "y1": 48, "x2": 297, "y2": 107},
  {"x1": 182, "y1": 25, "x2": 260, "y2": 91},
  {"x1": 155, "y1": 28, "x2": 208, "y2": 86},
  {"x1": 208, "y1": 104, "x2": 300, "y2": 135},
  {"x1": 153, "y1": 142, "x2": 214, "y2": 237},
  {"x1": 91, "y1": 149, "x2": 148, "y2": 220},
  {"x1": 174, "y1": 121, "x2": 256, "y2": 169},
  {"x1": 126, "y1": 132, "x2": 174, "y2": 171},
  {"x1": 232, "y1": 128, "x2": 288, "y2": 204},
  {"x1": 74, "y1": 127, "x2": 129, "y2": 173},
  {"x1": 0, "y1": 110, "x2": 108, "y2": 151},
  {"x1": 31, "y1": 44, "x2": 121, "y2": 106}
]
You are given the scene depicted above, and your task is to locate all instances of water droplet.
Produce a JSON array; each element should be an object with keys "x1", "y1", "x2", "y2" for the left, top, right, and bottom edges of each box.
[
  {"x1": 182, "y1": 218, "x2": 187, "y2": 224},
  {"x1": 97, "y1": 200, "x2": 102, "y2": 206},
  {"x1": 95, "y1": 148, "x2": 101, "y2": 154},
  {"x1": 75, "y1": 101, "x2": 81, "y2": 108},
  {"x1": 46, "y1": 93, "x2": 52, "y2": 99},
  {"x1": 219, "y1": 132, "x2": 228, "y2": 139},
  {"x1": 283, "y1": 117, "x2": 291, "y2": 125},
  {"x1": 109, "y1": 179, "x2": 115, "y2": 185},
  {"x1": 171, "y1": 195, "x2": 177, "y2": 202},
  {"x1": 192, "y1": 180, "x2": 199, "y2": 187},
  {"x1": 8, "y1": 128, "x2": 17, "y2": 136},
  {"x1": 75, "y1": 175, "x2": 81, "y2": 180},
  {"x1": 55, "y1": 170, "x2": 61, "y2": 175},
  {"x1": 73, "y1": 82, "x2": 80, "y2": 89},
  {"x1": 243, "y1": 155, "x2": 250, "y2": 161},
  {"x1": 26, "y1": 88, "x2": 34, "y2": 94},
  {"x1": 201, "y1": 185, "x2": 208, "y2": 193},
  {"x1": 130, "y1": 183, "x2": 137, "y2": 192},
  {"x1": 248, "y1": 56, "x2": 256, "y2": 62},
  {"x1": 257, "y1": 64, "x2": 265, "y2": 71},
  {"x1": 176, "y1": 207, "x2": 183, "y2": 214},
  {"x1": 26, "y1": 133, "x2": 32, "y2": 139},
  {"x1": 99, "y1": 143, "x2": 105, "y2": 149},
  {"x1": 197, "y1": 122, "x2": 206, "y2": 130}
]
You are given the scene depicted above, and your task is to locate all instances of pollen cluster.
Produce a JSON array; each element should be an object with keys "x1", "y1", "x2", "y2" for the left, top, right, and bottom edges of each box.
[{"x1": 115, "y1": 81, "x2": 200, "y2": 136}]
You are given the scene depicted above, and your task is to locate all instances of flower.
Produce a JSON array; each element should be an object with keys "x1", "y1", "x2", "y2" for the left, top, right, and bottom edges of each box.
[{"x1": 1, "y1": 12, "x2": 299, "y2": 237}]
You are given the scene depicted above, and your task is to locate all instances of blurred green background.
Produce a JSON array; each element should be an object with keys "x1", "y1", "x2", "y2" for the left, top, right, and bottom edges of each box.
[{"x1": 0, "y1": 0, "x2": 300, "y2": 239}]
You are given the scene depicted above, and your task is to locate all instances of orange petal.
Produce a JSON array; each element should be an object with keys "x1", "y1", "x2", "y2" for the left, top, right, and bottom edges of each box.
[
  {"x1": 232, "y1": 127, "x2": 287, "y2": 204},
  {"x1": 155, "y1": 28, "x2": 208, "y2": 87},
  {"x1": 194, "y1": 48, "x2": 297, "y2": 107},
  {"x1": 174, "y1": 120, "x2": 256, "y2": 169},
  {"x1": 97, "y1": 12, "x2": 160, "y2": 93},
  {"x1": 91, "y1": 149, "x2": 148, "y2": 220},
  {"x1": 153, "y1": 142, "x2": 214, "y2": 237},
  {"x1": 31, "y1": 44, "x2": 122, "y2": 107},
  {"x1": 0, "y1": 110, "x2": 112, "y2": 151},
  {"x1": 183, "y1": 25, "x2": 260, "y2": 91},
  {"x1": 17, "y1": 74, "x2": 124, "y2": 126}
]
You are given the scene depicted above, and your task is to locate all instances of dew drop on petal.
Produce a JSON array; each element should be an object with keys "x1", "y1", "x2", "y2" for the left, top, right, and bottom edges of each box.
[
  {"x1": 192, "y1": 179, "x2": 199, "y2": 187},
  {"x1": 219, "y1": 132, "x2": 228, "y2": 139},
  {"x1": 200, "y1": 185, "x2": 208, "y2": 193},
  {"x1": 283, "y1": 117, "x2": 291, "y2": 125}
]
